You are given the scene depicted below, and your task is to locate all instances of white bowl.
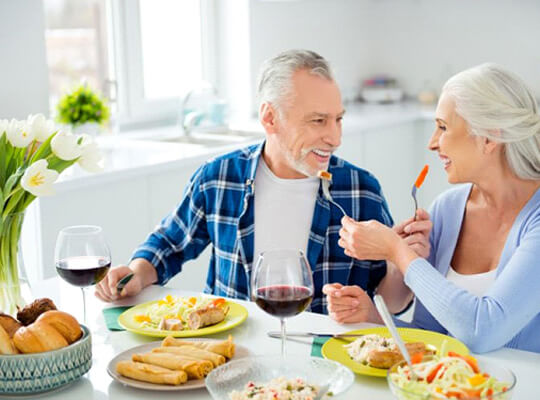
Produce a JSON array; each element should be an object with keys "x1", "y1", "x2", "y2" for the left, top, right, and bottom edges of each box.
[{"x1": 206, "y1": 355, "x2": 354, "y2": 399}]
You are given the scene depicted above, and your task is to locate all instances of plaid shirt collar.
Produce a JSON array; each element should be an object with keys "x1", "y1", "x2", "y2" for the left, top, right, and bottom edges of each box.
[{"x1": 235, "y1": 141, "x2": 340, "y2": 297}]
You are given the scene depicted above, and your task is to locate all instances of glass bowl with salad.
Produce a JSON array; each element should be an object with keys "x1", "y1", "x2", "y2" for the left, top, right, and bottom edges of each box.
[
  {"x1": 387, "y1": 352, "x2": 516, "y2": 400},
  {"x1": 205, "y1": 355, "x2": 354, "y2": 400}
]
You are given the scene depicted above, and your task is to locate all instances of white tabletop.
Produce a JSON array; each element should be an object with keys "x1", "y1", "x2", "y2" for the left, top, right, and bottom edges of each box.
[{"x1": 30, "y1": 278, "x2": 539, "y2": 399}]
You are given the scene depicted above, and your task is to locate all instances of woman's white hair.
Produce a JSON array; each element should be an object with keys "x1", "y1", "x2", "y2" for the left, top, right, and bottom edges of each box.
[
  {"x1": 442, "y1": 63, "x2": 540, "y2": 180},
  {"x1": 257, "y1": 49, "x2": 334, "y2": 116}
]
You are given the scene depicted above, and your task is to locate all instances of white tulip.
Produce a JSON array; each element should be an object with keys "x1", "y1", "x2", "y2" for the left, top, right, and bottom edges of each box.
[
  {"x1": 27, "y1": 114, "x2": 56, "y2": 142},
  {"x1": 51, "y1": 130, "x2": 82, "y2": 160},
  {"x1": 6, "y1": 119, "x2": 34, "y2": 148},
  {"x1": 77, "y1": 135, "x2": 104, "y2": 172},
  {"x1": 0, "y1": 119, "x2": 8, "y2": 135},
  {"x1": 20, "y1": 159, "x2": 59, "y2": 197}
]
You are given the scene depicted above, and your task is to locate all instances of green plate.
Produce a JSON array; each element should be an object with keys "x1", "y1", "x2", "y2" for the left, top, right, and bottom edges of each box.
[
  {"x1": 321, "y1": 327, "x2": 469, "y2": 378},
  {"x1": 118, "y1": 299, "x2": 248, "y2": 338}
]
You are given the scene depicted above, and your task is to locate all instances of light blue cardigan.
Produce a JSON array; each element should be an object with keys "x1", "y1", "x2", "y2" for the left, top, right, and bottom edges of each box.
[{"x1": 397, "y1": 184, "x2": 540, "y2": 354}]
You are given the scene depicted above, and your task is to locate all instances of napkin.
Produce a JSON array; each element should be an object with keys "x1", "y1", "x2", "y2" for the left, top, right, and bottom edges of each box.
[
  {"x1": 310, "y1": 336, "x2": 329, "y2": 358},
  {"x1": 102, "y1": 306, "x2": 131, "y2": 331}
]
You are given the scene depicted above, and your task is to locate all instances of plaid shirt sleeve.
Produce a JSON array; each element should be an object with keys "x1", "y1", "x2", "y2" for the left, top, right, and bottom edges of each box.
[{"x1": 131, "y1": 164, "x2": 211, "y2": 285}]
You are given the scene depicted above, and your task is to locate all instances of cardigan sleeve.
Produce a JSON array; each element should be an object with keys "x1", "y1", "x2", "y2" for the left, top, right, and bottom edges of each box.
[{"x1": 403, "y1": 214, "x2": 540, "y2": 353}]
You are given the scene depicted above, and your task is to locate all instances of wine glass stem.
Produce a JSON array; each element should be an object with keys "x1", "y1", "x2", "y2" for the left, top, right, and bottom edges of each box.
[
  {"x1": 280, "y1": 318, "x2": 286, "y2": 357},
  {"x1": 81, "y1": 287, "x2": 87, "y2": 325}
]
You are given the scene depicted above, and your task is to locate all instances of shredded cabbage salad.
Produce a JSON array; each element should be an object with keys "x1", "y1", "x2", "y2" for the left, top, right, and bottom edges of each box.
[
  {"x1": 133, "y1": 295, "x2": 226, "y2": 329},
  {"x1": 389, "y1": 351, "x2": 511, "y2": 399},
  {"x1": 229, "y1": 377, "x2": 321, "y2": 400}
]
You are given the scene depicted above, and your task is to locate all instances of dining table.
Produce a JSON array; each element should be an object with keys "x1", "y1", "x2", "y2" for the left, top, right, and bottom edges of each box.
[{"x1": 27, "y1": 277, "x2": 539, "y2": 399}]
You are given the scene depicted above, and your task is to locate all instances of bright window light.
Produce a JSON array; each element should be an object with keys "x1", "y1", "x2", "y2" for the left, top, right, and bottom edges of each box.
[{"x1": 139, "y1": 0, "x2": 203, "y2": 100}]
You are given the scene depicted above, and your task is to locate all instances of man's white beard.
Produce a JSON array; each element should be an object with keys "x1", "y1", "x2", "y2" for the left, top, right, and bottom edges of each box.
[{"x1": 285, "y1": 147, "x2": 327, "y2": 178}]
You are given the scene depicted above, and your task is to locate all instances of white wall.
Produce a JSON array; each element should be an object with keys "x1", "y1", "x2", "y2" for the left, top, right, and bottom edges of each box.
[
  {"x1": 248, "y1": 0, "x2": 540, "y2": 111},
  {"x1": 0, "y1": 0, "x2": 49, "y2": 118}
]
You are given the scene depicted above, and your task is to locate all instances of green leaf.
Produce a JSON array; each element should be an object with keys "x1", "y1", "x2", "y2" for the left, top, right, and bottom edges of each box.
[
  {"x1": 3, "y1": 173, "x2": 21, "y2": 199},
  {"x1": 0, "y1": 186, "x2": 4, "y2": 209},
  {"x1": 30, "y1": 131, "x2": 58, "y2": 163},
  {"x1": 2, "y1": 187, "x2": 24, "y2": 218},
  {"x1": 0, "y1": 133, "x2": 6, "y2": 186}
]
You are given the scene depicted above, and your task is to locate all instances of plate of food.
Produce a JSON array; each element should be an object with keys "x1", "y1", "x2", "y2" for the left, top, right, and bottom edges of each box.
[
  {"x1": 118, "y1": 295, "x2": 248, "y2": 337},
  {"x1": 107, "y1": 335, "x2": 249, "y2": 391},
  {"x1": 321, "y1": 327, "x2": 469, "y2": 378}
]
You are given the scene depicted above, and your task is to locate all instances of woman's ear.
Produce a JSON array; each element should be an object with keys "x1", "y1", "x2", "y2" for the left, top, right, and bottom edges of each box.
[
  {"x1": 260, "y1": 102, "x2": 280, "y2": 134},
  {"x1": 483, "y1": 130, "x2": 501, "y2": 155}
]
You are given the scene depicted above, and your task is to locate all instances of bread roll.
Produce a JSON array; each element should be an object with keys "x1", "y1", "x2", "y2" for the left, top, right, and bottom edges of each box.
[
  {"x1": 35, "y1": 310, "x2": 82, "y2": 343},
  {"x1": 13, "y1": 321, "x2": 68, "y2": 353},
  {"x1": 0, "y1": 324, "x2": 18, "y2": 355},
  {"x1": 16, "y1": 298, "x2": 56, "y2": 326},
  {"x1": 0, "y1": 313, "x2": 22, "y2": 338}
]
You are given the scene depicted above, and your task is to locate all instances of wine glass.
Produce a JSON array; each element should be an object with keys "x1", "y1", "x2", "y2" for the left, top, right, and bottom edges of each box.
[
  {"x1": 251, "y1": 249, "x2": 314, "y2": 357},
  {"x1": 55, "y1": 225, "x2": 111, "y2": 324}
]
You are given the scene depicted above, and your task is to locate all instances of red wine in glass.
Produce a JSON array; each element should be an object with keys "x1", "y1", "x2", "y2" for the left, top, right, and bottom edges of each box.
[
  {"x1": 56, "y1": 256, "x2": 111, "y2": 287},
  {"x1": 251, "y1": 249, "x2": 314, "y2": 357},
  {"x1": 255, "y1": 285, "x2": 313, "y2": 318},
  {"x1": 55, "y1": 225, "x2": 111, "y2": 324}
]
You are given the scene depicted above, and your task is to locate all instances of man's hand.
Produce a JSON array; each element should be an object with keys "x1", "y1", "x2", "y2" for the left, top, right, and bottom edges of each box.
[
  {"x1": 322, "y1": 283, "x2": 382, "y2": 324},
  {"x1": 94, "y1": 265, "x2": 143, "y2": 302},
  {"x1": 393, "y1": 208, "x2": 432, "y2": 259}
]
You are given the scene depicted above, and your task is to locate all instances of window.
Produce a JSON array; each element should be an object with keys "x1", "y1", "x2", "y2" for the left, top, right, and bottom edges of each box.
[
  {"x1": 43, "y1": 0, "x2": 114, "y2": 119},
  {"x1": 112, "y1": 0, "x2": 216, "y2": 128},
  {"x1": 44, "y1": 0, "x2": 216, "y2": 130}
]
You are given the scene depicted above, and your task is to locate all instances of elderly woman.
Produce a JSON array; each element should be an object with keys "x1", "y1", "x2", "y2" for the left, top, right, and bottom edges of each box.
[{"x1": 324, "y1": 64, "x2": 540, "y2": 353}]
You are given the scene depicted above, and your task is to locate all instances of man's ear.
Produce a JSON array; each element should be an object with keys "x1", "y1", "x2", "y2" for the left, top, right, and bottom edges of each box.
[{"x1": 260, "y1": 102, "x2": 280, "y2": 134}]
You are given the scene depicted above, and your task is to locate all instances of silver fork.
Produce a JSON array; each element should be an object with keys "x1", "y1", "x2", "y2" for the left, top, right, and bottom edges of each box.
[{"x1": 321, "y1": 179, "x2": 347, "y2": 217}]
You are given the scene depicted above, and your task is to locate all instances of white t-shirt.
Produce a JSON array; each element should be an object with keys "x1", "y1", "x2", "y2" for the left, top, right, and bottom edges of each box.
[
  {"x1": 446, "y1": 266, "x2": 497, "y2": 297},
  {"x1": 253, "y1": 157, "x2": 319, "y2": 261}
]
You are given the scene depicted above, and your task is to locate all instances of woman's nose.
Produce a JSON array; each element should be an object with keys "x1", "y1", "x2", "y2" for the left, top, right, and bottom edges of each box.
[{"x1": 428, "y1": 129, "x2": 439, "y2": 151}]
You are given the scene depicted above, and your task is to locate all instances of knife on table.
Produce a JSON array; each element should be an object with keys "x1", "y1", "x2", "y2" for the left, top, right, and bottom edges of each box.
[{"x1": 267, "y1": 331, "x2": 364, "y2": 339}]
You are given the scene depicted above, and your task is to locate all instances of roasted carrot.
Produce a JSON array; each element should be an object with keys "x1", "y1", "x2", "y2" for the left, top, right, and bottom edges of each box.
[{"x1": 414, "y1": 164, "x2": 429, "y2": 188}]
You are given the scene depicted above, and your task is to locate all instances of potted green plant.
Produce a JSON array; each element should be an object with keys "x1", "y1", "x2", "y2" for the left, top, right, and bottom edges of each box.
[{"x1": 56, "y1": 84, "x2": 110, "y2": 135}]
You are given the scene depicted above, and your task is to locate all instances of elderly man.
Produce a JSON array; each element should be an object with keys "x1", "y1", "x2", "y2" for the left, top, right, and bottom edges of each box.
[{"x1": 96, "y1": 49, "x2": 393, "y2": 314}]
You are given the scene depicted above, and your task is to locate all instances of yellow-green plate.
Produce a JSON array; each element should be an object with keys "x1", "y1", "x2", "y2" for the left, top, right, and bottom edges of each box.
[
  {"x1": 321, "y1": 327, "x2": 469, "y2": 378},
  {"x1": 118, "y1": 300, "x2": 248, "y2": 337}
]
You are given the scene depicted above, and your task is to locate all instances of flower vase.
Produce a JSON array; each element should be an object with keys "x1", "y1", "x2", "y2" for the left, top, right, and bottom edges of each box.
[{"x1": 0, "y1": 213, "x2": 31, "y2": 315}]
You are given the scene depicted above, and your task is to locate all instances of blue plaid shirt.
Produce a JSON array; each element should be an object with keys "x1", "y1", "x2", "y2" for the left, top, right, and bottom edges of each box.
[{"x1": 132, "y1": 142, "x2": 393, "y2": 314}]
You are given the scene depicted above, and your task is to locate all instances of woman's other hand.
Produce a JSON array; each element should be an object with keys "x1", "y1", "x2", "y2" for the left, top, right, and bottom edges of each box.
[{"x1": 393, "y1": 209, "x2": 432, "y2": 259}]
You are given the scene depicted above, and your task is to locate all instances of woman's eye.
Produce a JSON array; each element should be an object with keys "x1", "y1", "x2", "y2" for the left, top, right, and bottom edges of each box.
[{"x1": 438, "y1": 125, "x2": 446, "y2": 131}]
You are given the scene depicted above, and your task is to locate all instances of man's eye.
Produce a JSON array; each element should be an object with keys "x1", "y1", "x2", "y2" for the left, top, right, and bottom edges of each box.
[
  {"x1": 337, "y1": 117, "x2": 343, "y2": 123},
  {"x1": 438, "y1": 125, "x2": 446, "y2": 131},
  {"x1": 312, "y1": 119, "x2": 325, "y2": 124}
]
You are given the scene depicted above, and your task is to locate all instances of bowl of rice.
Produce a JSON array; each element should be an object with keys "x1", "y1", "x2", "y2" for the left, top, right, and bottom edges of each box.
[
  {"x1": 205, "y1": 355, "x2": 354, "y2": 400},
  {"x1": 387, "y1": 353, "x2": 516, "y2": 400}
]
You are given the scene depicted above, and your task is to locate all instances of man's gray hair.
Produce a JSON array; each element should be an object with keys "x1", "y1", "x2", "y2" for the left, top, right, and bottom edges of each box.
[
  {"x1": 443, "y1": 63, "x2": 540, "y2": 180},
  {"x1": 257, "y1": 49, "x2": 334, "y2": 115}
]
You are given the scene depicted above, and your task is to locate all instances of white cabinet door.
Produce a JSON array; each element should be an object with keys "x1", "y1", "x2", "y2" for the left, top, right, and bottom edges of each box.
[
  {"x1": 33, "y1": 178, "x2": 149, "y2": 281},
  {"x1": 146, "y1": 160, "x2": 211, "y2": 292}
]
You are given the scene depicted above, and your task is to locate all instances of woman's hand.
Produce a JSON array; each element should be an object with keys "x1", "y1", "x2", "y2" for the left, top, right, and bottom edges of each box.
[
  {"x1": 338, "y1": 217, "x2": 400, "y2": 261},
  {"x1": 322, "y1": 283, "x2": 382, "y2": 324},
  {"x1": 393, "y1": 209, "x2": 432, "y2": 259}
]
